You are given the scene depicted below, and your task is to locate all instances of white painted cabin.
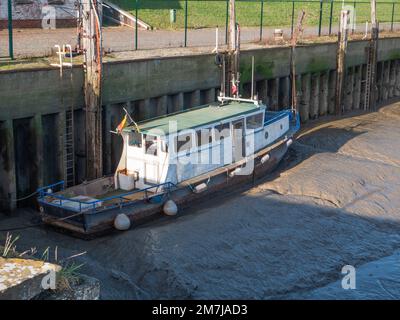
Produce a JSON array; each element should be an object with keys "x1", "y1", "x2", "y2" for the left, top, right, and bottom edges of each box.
[{"x1": 114, "y1": 101, "x2": 289, "y2": 191}]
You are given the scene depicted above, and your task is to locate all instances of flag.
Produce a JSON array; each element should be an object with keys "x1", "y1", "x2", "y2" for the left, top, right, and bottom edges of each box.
[
  {"x1": 231, "y1": 81, "x2": 238, "y2": 96},
  {"x1": 116, "y1": 115, "x2": 128, "y2": 134}
]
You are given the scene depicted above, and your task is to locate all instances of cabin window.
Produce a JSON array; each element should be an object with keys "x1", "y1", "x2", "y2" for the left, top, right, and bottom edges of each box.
[
  {"x1": 15, "y1": 0, "x2": 33, "y2": 4},
  {"x1": 48, "y1": 0, "x2": 65, "y2": 4},
  {"x1": 196, "y1": 128, "x2": 213, "y2": 147},
  {"x1": 128, "y1": 131, "x2": 142, "y2": 148},
  {"x1": 214, "y1": 123, "x2": 231, "y2": 141},
  {"x1": 246, "y1": 113, "x2": 263, "y2": 130},
  {"x1": 161, "y1": 140, "x2": 168, "y2": 153},
  {"x1": 175, "y1": 133, "x2": 193, "y2": 153},
  {"x1": 144, "y1": 135, "x2": 158, "y2": 156}
]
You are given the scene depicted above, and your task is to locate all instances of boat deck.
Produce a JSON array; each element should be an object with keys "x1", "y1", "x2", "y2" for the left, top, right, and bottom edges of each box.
[
  {"x1": 59, "y1": 187, "x2": 158, "y2": 209},
  {"x1": 38, "y1": 179, "x2": 173, "y2": 213}
]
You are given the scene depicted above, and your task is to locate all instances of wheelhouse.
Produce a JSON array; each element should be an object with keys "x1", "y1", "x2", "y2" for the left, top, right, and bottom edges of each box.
[{"x1": 114, "y1": 101, "x2": 289, "y2": 191}]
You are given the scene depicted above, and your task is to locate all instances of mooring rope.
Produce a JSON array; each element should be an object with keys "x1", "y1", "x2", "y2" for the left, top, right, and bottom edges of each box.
[
  {"x1": 0, "y1": 190, "x2": 39, "y2": 203},
  {"x1": 0, "y1": 211, "x2": 85, "y2": 232}
]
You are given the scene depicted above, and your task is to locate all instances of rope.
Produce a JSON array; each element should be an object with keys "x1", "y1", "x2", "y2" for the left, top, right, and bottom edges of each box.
[
  {"x1": 184, "y1": 177, "x2": 211, "y2": 193},
  {"x1": 0, "y1": 191, "x2": 38, "y2": 203},
  {"x1": 0, "y1": 211, "x2": 84, "y2": 233}
]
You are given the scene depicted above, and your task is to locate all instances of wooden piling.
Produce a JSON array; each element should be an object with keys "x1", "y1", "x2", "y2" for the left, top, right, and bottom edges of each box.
[
  {"x1": 83, "y1": 0, "x2": 103, "y2": 179},
  {"x1": 335, "y1": 10, "x2": 349, "y2": 115}
]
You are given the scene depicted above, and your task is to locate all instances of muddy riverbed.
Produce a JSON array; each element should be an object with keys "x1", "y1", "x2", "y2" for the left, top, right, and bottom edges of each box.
[{"x1": 1, "y1": 102, "x2": 400, "y2": 299}]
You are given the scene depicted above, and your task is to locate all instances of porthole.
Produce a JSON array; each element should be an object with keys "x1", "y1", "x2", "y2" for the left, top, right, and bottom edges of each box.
[
  {"x1": 264, "y1": 131, "x2": 269, "y2": 140},
  {"x1": 280, "y1": 124, "x2": 283, "y2": 130}
]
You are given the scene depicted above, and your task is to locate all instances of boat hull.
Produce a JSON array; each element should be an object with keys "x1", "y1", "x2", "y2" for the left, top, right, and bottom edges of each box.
[{"x1": 39, "y1": 133, "x2": 293, "y2": 238}]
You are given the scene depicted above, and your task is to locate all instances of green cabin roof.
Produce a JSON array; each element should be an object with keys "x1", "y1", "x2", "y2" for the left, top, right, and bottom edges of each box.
[{"x1": 124, "y1": 102, "x2": 263, "y2": 136}]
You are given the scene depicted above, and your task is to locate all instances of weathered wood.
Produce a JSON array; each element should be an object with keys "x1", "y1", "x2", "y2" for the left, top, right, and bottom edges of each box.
[
  {"x1": 0, "y1": 120, "x2": 16, "y2": 212},
  {"x1": 366, "y1": 0, "x2": 379, "y2": 110},
  {"x1": 335, "y1": 10, "x2": 349, "y2": 115},
  {"x1": 353, "y1": 65, "x2": 362, "y2": 110},
  {"x1": 319, "y1": 71, "x2": 329, "y2": 116},
  {"x1": 299, "y1": 73, "x2": 311, "y2": 122},
  {"x1": 290, "y1": 10, "x2": 305, "y2": 112},
  {"x1": 33, "y1": 114, "x2": 44, "y2": 188},
  {"x1": 83, "y1": 0, "x2": 103, "y2": 180}
]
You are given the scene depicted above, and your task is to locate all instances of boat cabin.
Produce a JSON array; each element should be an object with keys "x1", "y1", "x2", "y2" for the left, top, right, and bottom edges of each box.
[{"x1": 115, "y1": 101, "x2": 290, "y2": 191}]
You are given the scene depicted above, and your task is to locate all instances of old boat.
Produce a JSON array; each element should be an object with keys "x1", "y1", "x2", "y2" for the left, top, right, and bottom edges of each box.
[
  {"x1": 37, "y1": 96, "x2": 299, "y2": 235},
  {"x1": 36, "y1": 0, "x2": 300, "y2": 236}
]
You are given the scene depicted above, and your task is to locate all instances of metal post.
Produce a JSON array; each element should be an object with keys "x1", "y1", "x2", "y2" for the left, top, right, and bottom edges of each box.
[
  {"x1": 391, "y1": 3, "x2": 395, "y2": 32},
  {"x1": 184, "y1": 0, "x2": 188, "y2": 47},
  {"x1": 135, "y1": 0, "x2": 138, "y2": 50},
  {"x1": 7, "y1": 0, "x2": 14, "y2": 59},
  {"x1": 251, "y1": 56, "x2": 255, "y2": 99},
  {"x1": 352, "y1": 1, "x2": 356, "y2": 34},
  {"x1": 225, "y1": 0, "x2": 229, "y2": 44},
  {"x1": 318, "y1": 0, "x2": 323, "y2": 37},
  {"x1": 259, "y1": 0, "x2": 264, "y2": 41},
  {"x1": 291, "y1": 1, "x2": 295, "y2": 38},
  {"x1": 329, "y1": 0, "x2": 333, "y2": 36}
]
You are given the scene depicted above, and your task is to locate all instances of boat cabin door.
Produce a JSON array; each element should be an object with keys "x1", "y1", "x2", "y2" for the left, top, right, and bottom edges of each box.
[
  {"x1": 232, "y1": 118, "x2": 245, "y2": 162},
  {"x1": 143, "y1": 134, "x2": 163, "y2": 186}
]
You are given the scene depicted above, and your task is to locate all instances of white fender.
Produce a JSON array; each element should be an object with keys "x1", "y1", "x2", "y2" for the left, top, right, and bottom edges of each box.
[
  {"x1": 163, "y1": 200, "x2": 178, "y2": 216},
  {"x1": 114, "y1": 213, "x2": 131, "y2": 231}
]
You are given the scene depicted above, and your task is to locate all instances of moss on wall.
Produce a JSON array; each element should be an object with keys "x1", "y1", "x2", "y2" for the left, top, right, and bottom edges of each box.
[
  {"x1": 307, "y1": 57, "x2": 330, "y2": 74},
  {"x1": 240, "y1": 59, "x2": 275, "y2": 91},
  {"x1": 389, "y1": 50, "x2": 400, "y2": 61}
]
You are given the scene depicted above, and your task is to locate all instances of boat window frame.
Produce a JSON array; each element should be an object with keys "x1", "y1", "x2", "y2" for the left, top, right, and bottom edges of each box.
[
  {"x1": 143, "y1": 134, "x2": 159, "y2": 157},
  {"x1": 169, "y1": 108, "x2": 265, "y2": 156},
  {"x1": 214, "y1": 122, "x2": 231, "y2": 145},
  {"x1": 128, "y1": 130, "x2": 143, "y2": 149},
  {"x1": 195, "y1": 126, "x2": 215, "y2": 151},
  {"x1": 245, "y1": 111, "x2": 265, "y2": 132},
  {"x1": 173, "y1": 130, "x2": 196, "y2": 155},
  {"x1": 160, "y1": 138, "x2": 168, "y2": 153}
]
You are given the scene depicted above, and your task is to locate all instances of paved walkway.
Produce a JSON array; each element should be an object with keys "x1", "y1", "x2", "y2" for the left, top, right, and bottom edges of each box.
[{"x1": 1, "y1": 22, "x2": 399, "y2": 58}]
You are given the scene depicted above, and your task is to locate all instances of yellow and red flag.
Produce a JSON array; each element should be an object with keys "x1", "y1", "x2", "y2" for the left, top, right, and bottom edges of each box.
[{"x1": 116, "y1": 115, "x2": 128, "y2": 134}]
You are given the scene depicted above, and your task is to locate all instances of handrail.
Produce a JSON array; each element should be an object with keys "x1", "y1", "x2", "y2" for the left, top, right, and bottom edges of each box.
[
  {"x1": 86, "y1": 182, "x2": 175, "y2": 205},
  {"x1": 37, "y1": 181, "x2": 176, "y2": 213},
  {"x1": 37, "y1": 181, "x2": 65, "y2": 195}
]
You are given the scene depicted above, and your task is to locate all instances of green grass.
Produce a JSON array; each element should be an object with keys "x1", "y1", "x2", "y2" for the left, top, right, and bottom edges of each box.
[{"x1": 111, "y1": 0, "x2": 400, "y2": 30}]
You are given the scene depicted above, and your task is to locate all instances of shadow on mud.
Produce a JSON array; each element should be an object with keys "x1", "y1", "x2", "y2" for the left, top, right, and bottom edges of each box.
[
  {"x1": 277, "y1": 124, "x2": 368, "y2": 174},
  {"x1": 2, "y1": 185, "x2": 399, "y2": 300},
  {"x1": 99, "y1": 187, "x2": 400, "y2": 299}
]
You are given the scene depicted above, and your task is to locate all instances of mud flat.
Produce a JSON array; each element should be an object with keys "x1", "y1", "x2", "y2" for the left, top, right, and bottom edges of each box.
[{"x1": 1, "y1": 102, "x2": 400, "y2": 299}]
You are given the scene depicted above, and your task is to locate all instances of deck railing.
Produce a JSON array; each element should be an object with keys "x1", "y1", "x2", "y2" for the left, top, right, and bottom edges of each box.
[{"x1": 37, "y1": 181, "x2": 176, "y2": 213}]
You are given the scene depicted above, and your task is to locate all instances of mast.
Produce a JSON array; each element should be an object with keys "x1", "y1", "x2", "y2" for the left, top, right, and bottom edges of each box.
[
  {"x1": 227, "y1": 0, "x2": 240, "y2": 98},
  {"x1": 219, "y1": 0, "x2": 256, "y2": 103},
  {"x1": 228, "y1": 0, "x2": 236, "y2": 53}
]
